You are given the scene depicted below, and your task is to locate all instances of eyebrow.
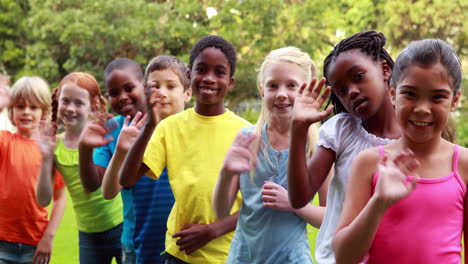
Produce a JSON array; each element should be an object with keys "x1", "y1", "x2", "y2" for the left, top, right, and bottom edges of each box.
[
  {"x1": 331, "y1": 65, "x2": 360, "y2": 86},
  {"x1": 399, "y1": 85, "x2": 451, "y2": 94}
]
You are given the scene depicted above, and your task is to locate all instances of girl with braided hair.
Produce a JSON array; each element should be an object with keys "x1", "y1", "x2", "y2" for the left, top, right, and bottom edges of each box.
[
  {"x1": 288, "y1": 30, "x2": 400, "y2": 263},
  {"x1": 36, "y1": 72, "x2": 124, "y2": 264}
]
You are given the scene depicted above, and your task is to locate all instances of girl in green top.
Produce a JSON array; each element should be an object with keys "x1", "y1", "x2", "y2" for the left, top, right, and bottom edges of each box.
[{"x1": 36, "y1": 72, "x2": 129, "y2": 264}]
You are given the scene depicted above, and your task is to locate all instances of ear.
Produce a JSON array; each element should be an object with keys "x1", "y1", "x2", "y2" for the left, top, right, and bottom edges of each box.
[
  {"x1": 390, "y1": 83, "x2": 396, "y2": 106},
  {"x1": 184, "y1": 88, "x2": 193, "y2": 103},
  {"x1": 451, "y1": 90, "x2": 460, "y2": 112},
  {"x1": 228, "y1": 76, "x2": 235, "y2": 92},
  {"x1": 260, "y1": 86, "x2": 264, "y2": 97},
  {"x1": 186, "y1": 70, "x2": 192, "y2": 85},
  {"x1": 381, "y1": 60, "x2": 392, "y2": 83}
]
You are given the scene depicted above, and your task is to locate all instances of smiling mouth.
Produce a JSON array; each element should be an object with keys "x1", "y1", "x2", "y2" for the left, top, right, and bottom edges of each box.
[
  {"x1": 274, "y1": 104, "x2": 291, "y2": 110},
  {"x1": 200, "y1": 87, "x2": 218, "y2": 94},
  {"x1": 410, "y1": 121, "x2": 432, "y2": 127}
]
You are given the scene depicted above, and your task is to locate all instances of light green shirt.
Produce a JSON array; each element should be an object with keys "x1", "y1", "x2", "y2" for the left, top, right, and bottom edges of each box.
[{"x1": 55, "y1": 137, "x2": 123, "y2": 233}]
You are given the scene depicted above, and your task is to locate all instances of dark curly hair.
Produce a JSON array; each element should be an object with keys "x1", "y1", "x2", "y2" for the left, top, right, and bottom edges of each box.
[
  {"x1": 188, "y1": 35, "x2": 236, "y2": 77},
  {"x1": 103, "y1": 58, "x2": 143, "y2": 88}
]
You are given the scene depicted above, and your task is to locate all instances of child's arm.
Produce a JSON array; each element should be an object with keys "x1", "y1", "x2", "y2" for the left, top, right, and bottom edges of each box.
[
  {"x1": 172, "y1": 212, "x2": 240, "y2": 255},
  {"x1": 119, "y1": 87, "x2": 162, "y2": 187},
  {"x1": 318, "y1": 169, "x2": 333, "y2": 206},
  {"x1": 102, "y1": 112, "x2": 146, "y2": 199},
  {"x1": 33, "y1": 186, "x2": 66, "y2": 264},
  {"x1": 212, "y1": 132, "x2": 256, "y2": 219},
  {"x1": 457, "y1": 147, "x2": 468, "y2": 264},
  {"x1": 78, "y1": 113, "x2": 115, "y2": 192},
  {"x1": 262, "y1": 181, "x2": 324, "y2": 228},
  {"x1": 288, "y1": 78, "x2": 334, "y2": 208},
  {"x1": 36, "y1": 122, "x2": 57, "y2": 207},
  {"x1": 332, "y1": 149, "x2": 419, "y2": 264}
]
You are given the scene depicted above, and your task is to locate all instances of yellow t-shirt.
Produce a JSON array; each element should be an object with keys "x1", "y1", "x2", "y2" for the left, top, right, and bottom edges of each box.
[{"x1": 143, "y1": 108, "x2": 250, "y2": 263}]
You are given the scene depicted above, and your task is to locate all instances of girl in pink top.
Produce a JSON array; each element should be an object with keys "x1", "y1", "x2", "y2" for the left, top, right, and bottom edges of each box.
[{"x1": 333, "y1": 39, "x2": 467, "y2": 264}]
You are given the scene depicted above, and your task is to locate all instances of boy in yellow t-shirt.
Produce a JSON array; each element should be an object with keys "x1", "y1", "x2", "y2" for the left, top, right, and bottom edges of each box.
[{"x1": 119, "y1": 35, "x2": 250, "y2": 263}]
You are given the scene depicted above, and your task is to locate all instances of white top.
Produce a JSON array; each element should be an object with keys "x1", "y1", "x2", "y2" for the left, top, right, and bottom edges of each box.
[{"x1": 315, "y1": 113, "x2": 394, "y2": 264}]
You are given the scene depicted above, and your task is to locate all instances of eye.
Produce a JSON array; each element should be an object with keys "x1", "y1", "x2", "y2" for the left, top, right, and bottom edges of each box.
[
  {"x1": 268, "y1": 83, "x2": 278, "y2": 89},
  {"x1": 287, "y1": 83, "x2": 298, "y2": 89},
  {"x1": 354, "y1": 72, "x2": 364, "y2": 81},
  {"x1": 168, "y1": 85, "x2": 176, "y2": 89},
  {"x1": 30, "y1": 105, "x2": 39, "y2": 110},
  {"x1": 61, "y1": 98, "x2": 70, "y2": 104},
  {"x1": 402, "y1": 91, "x2": 416, "y2": 97},
  {"x1": 124, "y1": 86, "x2": 134, "y2": 93},
  {"x1": 195, "y1": 67, "x2": 206, "y2": 73},
  {"x1": 433, "y1": 94, "x2": 448, "y2": 101},
  {"x1": 108, "y1": 90, "x2": 118, "y2": 97},
  {"x1": 334, "y1": 86, "x2": 347, "y2": 97},
  {"x1": 216, "y1": 69, "x2": 226, "y2": 76}
]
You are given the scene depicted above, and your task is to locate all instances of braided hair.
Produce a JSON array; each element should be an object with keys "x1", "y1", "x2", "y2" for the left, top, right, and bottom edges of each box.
[{"x1": 323, "y1": 31, "x2": 394, "y2": 114}]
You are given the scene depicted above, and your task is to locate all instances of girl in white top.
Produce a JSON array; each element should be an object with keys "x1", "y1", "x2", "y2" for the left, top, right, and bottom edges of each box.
[{"x1": 288, "y1": 31, "x2": 400, "y2": 263}]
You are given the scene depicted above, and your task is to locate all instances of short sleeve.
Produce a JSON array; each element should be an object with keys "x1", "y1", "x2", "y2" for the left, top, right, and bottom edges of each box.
[
  {"x1": 93, "y1": 116, "x2": 122, "y2": 168},
  {"x1": 143, "y1": 122, "x2": 167, "y2": 180},
  {"x1": 317, "y1": 113, "x2": 359, "y2": 155}
]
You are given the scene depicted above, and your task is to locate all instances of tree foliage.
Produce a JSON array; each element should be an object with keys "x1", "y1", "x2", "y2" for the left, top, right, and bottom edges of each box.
[{"x1": 1, "y1": 0, "x2": 466, "y2": 106}]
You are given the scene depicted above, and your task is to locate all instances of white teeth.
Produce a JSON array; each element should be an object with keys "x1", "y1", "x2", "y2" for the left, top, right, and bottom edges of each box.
[{"x1": 412, "y1": 121, "x2": 430, "y2": 126}]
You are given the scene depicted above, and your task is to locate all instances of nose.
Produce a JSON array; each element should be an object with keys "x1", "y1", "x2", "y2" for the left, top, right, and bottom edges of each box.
[
  {"x1": 158, "y1": 87, "x2": 168, "y2": 98},
  {"x1": 276, "y1": 86, "x2": 287, "y2": 100},
  {"x1": 413, "y1": 100, "x2": 431, "y2": 114},
  {"x1": 202, "y1": 71, "x2": 215, "y2": 84},
  {"x1": 349, "y1": 85, "x2": 359, "y2": 100},
  {"x1": 119, "y1": 92, "x2": 130, "y2": 102}
]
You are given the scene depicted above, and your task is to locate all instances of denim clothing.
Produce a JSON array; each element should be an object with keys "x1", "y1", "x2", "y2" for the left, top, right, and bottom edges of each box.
[
  {"x1": 226, "y1": 124, "x2": 313, "y2": 264},
  {"x1": 78, "y1": 223, "x2": 122, "y2": 264},
  {"x1": 0, "y1": 240, "x2": 35, "y2": 264}
]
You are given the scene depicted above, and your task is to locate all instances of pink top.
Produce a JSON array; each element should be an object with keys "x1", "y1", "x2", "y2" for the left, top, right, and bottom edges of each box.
[{"x1": 368, "y1": 145, "x2": 465, "y2": 264}]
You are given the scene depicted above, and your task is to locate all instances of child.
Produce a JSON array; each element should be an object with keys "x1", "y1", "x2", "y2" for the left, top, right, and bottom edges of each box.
[
  {"x1": 102, "y1": 55, "x2": 191, "y2": 263},
  {"x1": 78, "y1": 58, "x2": 146, "y2": 264},
  {"x1": 35, "y1": 72, "x2": 124, "y2": 264},
  {"x1": 333, "y1": 39, "x2": 466, "y2": 264},
  {"x1": 119, "y1": 35, "x2": 251, "y2": 263},
  {"x1": 212, "y1": 47, "x2": 326, "y2": 263},
  {"x1": 287, "y1": 31, "x2": 401, "y2": 263},
  {"x1": 0, "y1": 76, "x2": 66, "y2": 264}
]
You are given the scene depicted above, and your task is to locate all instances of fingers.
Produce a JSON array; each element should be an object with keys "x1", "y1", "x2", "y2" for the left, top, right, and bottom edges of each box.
[
  {"x1": 32, "y1": 251, "x2": 50, "y2": 264},
  {"x1": 298, "y1": 83, "x2": 307, "y2": 96},
  {"x1": 136, "y1": 114, "x2": 148, "y2": 129},
  {"x1": 309, "y1": 78, "x2": 326, "y2": 99},
  {"x1": 129, "y1": 112, "x2": 143, "y2": 127}
]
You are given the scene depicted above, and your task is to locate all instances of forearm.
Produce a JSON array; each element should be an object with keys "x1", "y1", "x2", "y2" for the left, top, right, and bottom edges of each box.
[
  {"x1": 210, "y1": 211, "x2": 239, "y2": 239},
  {"x1": 102, "y1": 148, "x2": 126, "y2": 199},
  {"x1": 288, "y1": 122, "x2": 314, "y2": 208},
  {"x1": 294, "y1": 204, "x2": 325, "y2": 229},
  {"x1": 119, "y1": 124, "x2": 154, "y2": 187},
  {"x1": 36, "y1": 157, "x2": 55, "y2": 207},
  {"x1": 78, "y1": 144, "x2": 102, "y2": 192},
  {"x1": 333, "y1": 196, "x2": 387, "y2": 264},
  {"x1": 212, "y1": 169, "x2": 239, "y2": 219},
  {"x1": 43, "y1": 188, "x2": 66, "y2": 240}
]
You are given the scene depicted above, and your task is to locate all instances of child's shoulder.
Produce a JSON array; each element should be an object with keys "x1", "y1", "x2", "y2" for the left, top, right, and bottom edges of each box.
[
  {"x1": 321, "y1": 113, "x2": 360, "y2": 131},
  {"x1": 455, "y1": 144, "x2": 468, "y2": 180}
]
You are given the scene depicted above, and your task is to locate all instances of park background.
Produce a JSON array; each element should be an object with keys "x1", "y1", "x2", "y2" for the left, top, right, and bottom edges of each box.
[{"x1": 1, "y1": 0, "x2": 467, "y2": 263}]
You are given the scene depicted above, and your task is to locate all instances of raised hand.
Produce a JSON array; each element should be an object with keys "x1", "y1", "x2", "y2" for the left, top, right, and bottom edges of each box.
[
  {"x1": 37, "y1": 121, "x2": 57, "y2": 159},
  {"x1": 292, "y1": 77, "x2": 334, "y2": 126},
  {"x1": 0, "y1": 75, "x2": 11, "y2": 112},
  {"x1": 145, "y1": 81, "x2": 162, "y2": 127},
  {"x1": 116, "y1": 112, "x2": 147, "y2": 152},
  {"x1": 262, "y1": 181, "x2": 294, "y2": 212},
  {"x1": 79, "y1": 112, "x2": 116, "y2": 149},
  {"x1": 222, "y1": 132, "x2": 258, "y2": 177},
  {"x1": 374, "y1": 149, "x2": 420, "y2": 209},
  {"x1": 173, "y1": 224, "x2": 215, "y2": 255}
]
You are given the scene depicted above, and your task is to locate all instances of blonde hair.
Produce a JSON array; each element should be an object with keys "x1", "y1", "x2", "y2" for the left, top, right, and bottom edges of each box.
[
  {"x1": 250, "y1": 47, "x2": 319, "y2": 180},
  {"x1": 8, "y1": 76, "x2": 52, "y2": 125}
]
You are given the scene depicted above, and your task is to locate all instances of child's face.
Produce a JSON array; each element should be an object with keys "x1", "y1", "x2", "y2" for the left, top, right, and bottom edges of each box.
[
  {"x1": 190, "y1": 47, "x2": 234, "y2": 114},
  {"x1": 147, "y1": 69, "x2": 191, "y2": 119},
  {"x1": 58, "y1": 84, "x2": 92, "y2": 130},
  {"x1": 11, "y1": 101, "x2": 44, "y2": 134},
  {"x1": 261, "y1": 62, "x2": 306, "y2": 119},
  {"x1": 106, "y1": 69, "x2": 146, "y2": 117},
  {"x1": 391, "y1": 63, "x2": 459, "y2": 143},
  {"x1": 327, "y1": 49, "x2": 392, "y2": 119}
]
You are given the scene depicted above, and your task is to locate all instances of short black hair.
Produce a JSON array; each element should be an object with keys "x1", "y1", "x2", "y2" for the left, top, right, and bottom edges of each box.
[
  {"x1": 188, "y1": 35, "x2": 236, "y2": 77},
  {"x1": 323, "y1": 31, "x2": 394, "y2": 114},
  {"x1": 144, "y1": 55, "x2": 190, "y2": 90},
  {"x1": 103, "y1": 58, "x2": 143, "y2": 88}
]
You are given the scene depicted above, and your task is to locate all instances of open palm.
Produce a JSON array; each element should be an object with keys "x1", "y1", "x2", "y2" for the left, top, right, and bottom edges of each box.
[
  {"x1": 80, "y1": 112, "x2": 116, "y2": 148},
  {"x1": 292, "y1": 77, "x2": 334, "y2": 126},
  {"x1": 223, "y1": 132, "x2": 257, "y2": 176},
  {"x1": 116, "y1": 112, "x2": 147, "y2": 151},
  {"x1": 375, "y1": 150, "x2": 420, "y2": 208}
]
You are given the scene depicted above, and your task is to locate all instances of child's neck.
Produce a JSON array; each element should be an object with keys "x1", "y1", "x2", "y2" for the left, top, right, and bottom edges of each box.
[
  {"x1": 195, "y1": 102, "x2": 225, "y2": 116},
  {"x1": 267, "y1": 116, "x2": 291, "y2": 151},
  {"x1": 63, "y1": 124, "x2": 85, "y2": 149},
  {"x1": 362, "y1": 98, "x2": 400, "y2": 140},
  {"x1": 18, "y1": 128, "x2": 39, "y2": 140}
]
